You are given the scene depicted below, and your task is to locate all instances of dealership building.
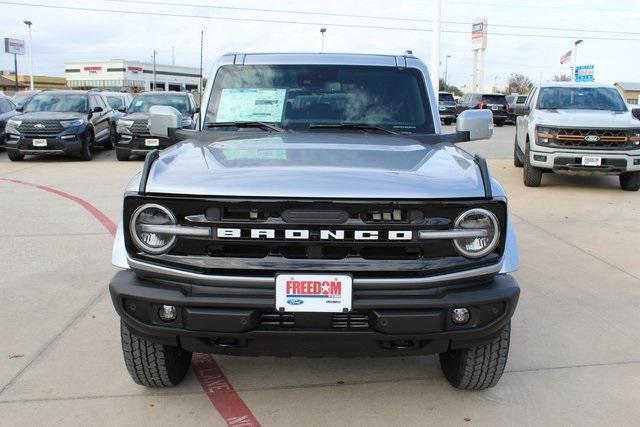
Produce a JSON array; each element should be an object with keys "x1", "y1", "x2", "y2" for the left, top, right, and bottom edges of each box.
[{"x1": 64, "y1": 60, "x2": 201, "y2": 92}]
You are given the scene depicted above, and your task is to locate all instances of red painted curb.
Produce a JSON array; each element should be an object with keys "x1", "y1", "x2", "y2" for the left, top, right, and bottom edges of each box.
[
  {"x1": 1, "y1": 177, "x2": 261, "y2": 426},
  {"x1": 193, "y1": 354, "x2": 262, "y2": 427}
]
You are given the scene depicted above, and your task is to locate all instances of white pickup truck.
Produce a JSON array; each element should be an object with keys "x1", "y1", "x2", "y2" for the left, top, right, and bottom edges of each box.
[{"x1": 514, "y1": 82, "x2": 640, "y2": 191}]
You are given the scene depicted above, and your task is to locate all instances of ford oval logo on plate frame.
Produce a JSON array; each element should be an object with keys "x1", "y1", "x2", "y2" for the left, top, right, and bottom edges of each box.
[{"x1": 287, "y1": 299, "x2": 304, "y2": 305}]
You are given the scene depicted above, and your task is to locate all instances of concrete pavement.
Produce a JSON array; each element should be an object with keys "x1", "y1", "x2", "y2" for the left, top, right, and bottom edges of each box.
[{"x1": 1, "y1": 125, "x2": 639, "y2": 426}]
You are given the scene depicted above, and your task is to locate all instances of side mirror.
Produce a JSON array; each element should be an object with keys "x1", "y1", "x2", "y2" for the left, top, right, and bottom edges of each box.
[
  {"x1": 92, "y1": 106, "x2": 103, "y2": 113},
  {"x1": 193, "y1": 106, "x2": 200, "y2": 114},
  {"x1": 15, "y1": 106, "x2": 23, "y2": 112},
  {"x1": 632, "y1": 108, "x2": 640, "y2": 121},
  {"x1": 456, "y1": 109, "x2": 493, "y2": 141},
  {"x1": 149, "y1": 105, "x2": 182, "y2": 137},
  {"x1": 117, "y1": 107, "x2": 126, "y2": 113}
]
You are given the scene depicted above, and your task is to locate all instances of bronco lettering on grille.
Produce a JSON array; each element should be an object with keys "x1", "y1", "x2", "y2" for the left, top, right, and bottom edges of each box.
[{"x1": 215, "y1": 228, "x2": 412, "y2": 241}]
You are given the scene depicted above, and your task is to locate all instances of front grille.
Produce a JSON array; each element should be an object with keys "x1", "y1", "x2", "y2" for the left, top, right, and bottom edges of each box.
[
  {"x1": 18, "y1": 120, "x2": 64, "y2": 136},
  {"x1": 548, "y1": 128, "x2": 636, "y2": 150},
  {"x1": 259, "y1": 312, "x2": 370, "y2": 329},
  {"x1": 130, "y1": 120, "x2": 150, "y2": 135}
]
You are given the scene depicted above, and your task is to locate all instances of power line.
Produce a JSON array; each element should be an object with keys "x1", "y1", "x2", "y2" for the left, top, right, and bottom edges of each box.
[
  {"x1": 1, "y1": 1, "x2": 640, "y2": 41},
  {"x1": 105, "y1": 0, "x2": 640, "y2": 36}
]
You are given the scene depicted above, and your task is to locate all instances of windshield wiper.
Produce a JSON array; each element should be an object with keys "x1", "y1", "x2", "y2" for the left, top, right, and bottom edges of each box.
[
  {"x1": 309, "y1": 123, "x2": 399, "y2": 135},
  {"x1": 206, "y1": 121, "x2": 283, "y2": 132}
]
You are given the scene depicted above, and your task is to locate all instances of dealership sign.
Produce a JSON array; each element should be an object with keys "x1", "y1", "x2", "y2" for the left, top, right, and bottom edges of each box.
[
  {"x1": 471, "y1": 18, "x2": 488, "y2": 50},
  {"x1": 128, "y1": 66, "x2": 143, "y2": 73},
  {"x1": 575, "y1": 65, "x2": 595, "y2": 82},
  {"x1": 83, "y1": 66, "x2": 102, "y2": 73},
  {"x1": 4, "y1": 38, "x2": 26, "y2": 55}
]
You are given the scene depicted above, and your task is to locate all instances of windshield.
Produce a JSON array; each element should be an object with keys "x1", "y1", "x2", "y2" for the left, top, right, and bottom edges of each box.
[
  {"x1": 206, "y1": 65, "x2": 434, "y2": 133},
  {"x1": 13, "y1": 93, "x2": 34, "y2": 108},
  {"x1": 537, "y1": 87, "x2": 627, "y2": 111},
  {"x1": 128, "y1": 95, "x2": 190, "y2": 114},
  {"x1": 439, "y1": 93, "x2": 455, "y2": 103},
  {"x1": 23, "y1": 93, "x2": 87, "y2": 113},
  {"x1": 106, "y1": 95, "x2": 125, "y2": 110}
]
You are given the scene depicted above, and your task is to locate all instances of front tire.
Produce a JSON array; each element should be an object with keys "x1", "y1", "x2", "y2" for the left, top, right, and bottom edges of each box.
[
  {"x1": 620, "y1": 172, "x2": 640, "y2": 191},
  {"x1": 523, "y1": 141, "x2": 542, "y2": 187},
  {"x1": 443, "y1": 118, "x2": 453, "y2": 125},
  {"x1": 7, "y1": 149, "x2": 24, "y2": 161},
  {"x1": 120, "y1": 321, "x2": 192, "y2": 387},
  {"x1": 103, "y1": 125, "x2": 116, "y2": 150},
  {"x1": 116, "y1": 147, "x2": 130, "y2": 161},
  {"x1": 513, "y1": 134, "x2": 524, "y2": 168},
  {"x1": 78, "y1": 131, "x2": 94, "y2": 161},
  {"x1": 495, "y1": 120, "x2": 505, "y2": 127},
  {"x1": 439, "y1": 322, "x2": 511, "y2": 390}
]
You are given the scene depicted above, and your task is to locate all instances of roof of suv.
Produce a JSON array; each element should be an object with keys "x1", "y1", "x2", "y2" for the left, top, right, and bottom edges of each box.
[
  {"x1": 138, "y1": 91, "x2": 189, "y2": 96},
  {"x1": 224, "y1": 52, "x2": 418, "y2": 67},
  {"x1": 538, "y1": 81, "x2": 615, "y2": 89}
]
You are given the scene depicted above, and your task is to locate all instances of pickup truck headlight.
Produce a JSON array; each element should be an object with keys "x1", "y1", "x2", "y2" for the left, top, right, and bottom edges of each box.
[
  {"x1": 6, "y1": 119, "x2": 22, "y2": 133},
  {"x1": 118, "y1": 120, "x2": 134, "y2": 128},
  {"x1": 536, "y1": 126, "x2": 554, "y2": 145},
  {"x1": 60, "y1": 119, "x2": 85, "y2": 128},
  {"x1": 453, "y1": 208, "x2": 500, "y2": 258},
  {"x1": 629, "y1": 129, "x2": 640, "y2": 147},
  {"x1": 130, "y1": 204, "x2": 177, "y2": 254}
]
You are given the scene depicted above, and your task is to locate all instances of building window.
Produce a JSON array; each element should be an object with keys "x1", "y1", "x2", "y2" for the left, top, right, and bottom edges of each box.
[{"x1": 627, "y1": 98, "x2": 638, "y2": 105}]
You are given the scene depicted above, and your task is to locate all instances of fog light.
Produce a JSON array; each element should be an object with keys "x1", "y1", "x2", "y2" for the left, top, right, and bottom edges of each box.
[
  {"x1": 533, "y1": 154, "x2": 547, "y2": 162},
  {"x1": 451, "y1": 308, "x2": 470, "y2": 325},
  {"x1": 158, "y1": 305, "x2": 177, "y2": 322}
]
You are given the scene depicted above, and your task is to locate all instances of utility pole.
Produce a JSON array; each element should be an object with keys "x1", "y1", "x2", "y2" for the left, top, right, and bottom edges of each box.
[
  {"x1": 172, "y1": 45, "x2": 175, "y2": 66},
  {"x1": 152, "y1": 49, "x2": 157, "y2": 91},
  {"x1": 13, "y1": 53, "x2": 18, "y2": 91},
  {"x1": 24, "y1": 20, "x2": 33, "y2": 90},
  {"x1": 571, "y1": 39, "x2": 583, "y2": 82},
  {"x1": 320, "y1": 28, "x2": 326, "y2": 52},
  {"x1": 431, "y1": 0, "x2": 441, "y2": 94},
  {"x1": 444, "y1": 55, "x2": 451, "y2": 86}
]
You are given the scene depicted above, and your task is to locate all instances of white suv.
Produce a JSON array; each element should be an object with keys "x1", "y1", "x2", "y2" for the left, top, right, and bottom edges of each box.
[{"x1": 514, "y1": 82, "x2": 640, "y2": 191}]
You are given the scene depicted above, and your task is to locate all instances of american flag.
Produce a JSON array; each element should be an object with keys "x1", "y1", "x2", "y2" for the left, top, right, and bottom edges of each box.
[{"x1": 560, "y1": 50, "x2": 572, "y2": 64}]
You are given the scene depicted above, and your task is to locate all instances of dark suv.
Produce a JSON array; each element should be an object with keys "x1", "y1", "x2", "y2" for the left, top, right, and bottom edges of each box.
[
  {"x1": 457, "y1": 93, "x2": 508, "y2": 126},
  {"x1": 5, "y1": 90, "x2": 115, "y2": 161},
  {"x1": 115, "y1": 91, "x2": 199, "y2": 161},
  {"x1": 0, "y1": 94, "x2": 19, "y2": 147},
  {"x1": 438, "y1": 92, "x2": 457, "y2": 125}
]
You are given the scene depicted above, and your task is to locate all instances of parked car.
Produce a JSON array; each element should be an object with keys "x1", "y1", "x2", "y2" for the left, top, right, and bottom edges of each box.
[
  {"x1": 4, "y1": 90, "x2": 116, "y2": 161},
  {"x1": 115, "y1": 91, "x2": 199, "y2": 161},
  {"x1": 109, "y1": 52, "x2": 520, "y2": 391},
  {"x1": 514, "y1": 82, "x2": 640, "y2": 190},
  {"x1": 100, "y1": 91, "x2": 133, "y2": 123},
  {"x1": 506, "y1": 94, "x2": 528, "y2": 123},
  {"x1": 438, "y1": 91, "x2": 456, "y2": 125},
  {"x1": 457, "y1": 93, "x2": 508, "y2": 126},
  {"x1": 11, "y1": 90, "x2": 40, "y2": 109},
  {"x1": 0, "y1": 94, "x2": 20, "y2": 147}
]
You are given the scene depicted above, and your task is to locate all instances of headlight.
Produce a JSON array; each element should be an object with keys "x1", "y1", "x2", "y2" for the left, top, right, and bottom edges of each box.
[
  {"x1": 536, "y1": 126, "x2": 554, "y2": 145},
  {"x1": 129, "y1": 204, "x2": 177, "y2": 254},
  {"x1": 60, "y1": 119, "x2": 85, "y2": 128},
  {"x1": 118, "y1": 120, "x2": 134, "y2": 127},
  {"x1": 629, "y1": 129, "x2": 640, "y2": 146},
  {"x1": 7, "y1": 119, "x2": 22, "y2": 127},
  {"x1": 453, "y1": 208, "x2": 500, "y2": 258}
]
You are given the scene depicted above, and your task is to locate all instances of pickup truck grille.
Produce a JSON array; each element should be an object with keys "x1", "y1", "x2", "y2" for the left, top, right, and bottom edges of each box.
[
  {"x1": 130, "y1": 120, "x2": 150, "y2": 135},
  {"x1": 18, "y1": 120, "x2": 64, "y2": 136},
  {"x1": 549, "y1": 128, "x2": 637, "y2": 150}
]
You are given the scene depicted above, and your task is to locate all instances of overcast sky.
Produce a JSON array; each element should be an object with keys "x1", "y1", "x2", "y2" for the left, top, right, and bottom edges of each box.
[{"x1": 1, "y1": 0, "x2": 639, "y2": 89}]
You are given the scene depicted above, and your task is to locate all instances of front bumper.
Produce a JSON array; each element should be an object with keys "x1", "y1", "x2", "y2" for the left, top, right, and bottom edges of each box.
[
  {"x1": 110, "y1": 269, "x2": 519, "y2": 357},
  {"x1": 530, "y1": 147, "x2": 640, "y2": 174},
  {"x1": 4, "y1": 131, "x2": 84, "y2": 155},
  {"x1": 117, "y1": 134, "x2": 174, "y2": 155}
]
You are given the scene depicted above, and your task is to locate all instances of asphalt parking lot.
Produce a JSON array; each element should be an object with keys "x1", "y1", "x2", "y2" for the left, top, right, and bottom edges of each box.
[{"x1": 1, "y1": 124, "x2": 639, "y2": 426}]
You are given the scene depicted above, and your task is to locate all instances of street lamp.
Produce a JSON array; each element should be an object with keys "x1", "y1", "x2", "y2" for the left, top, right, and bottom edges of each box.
[
  {"x1": 152, "y1": 50, "x2": 157, "y2": 90},
  {"x1": 444, "y1": 55, "x2": 451, "y2": 86},
  {"x1": 320, "y1": 28, "x2": 326, "y2": 53},
  {"x1": 23, "y1": 20, "x2": 34, "y2": 90},
  {"x1": 571, "y1": 39, "x2": 583, "y2": 82}
]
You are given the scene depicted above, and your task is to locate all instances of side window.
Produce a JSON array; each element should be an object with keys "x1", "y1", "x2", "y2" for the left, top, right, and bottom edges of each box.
[
  {"x1": 89, "y1": 96, "x2": 98, "y2": 111},
  {"x1": 0, "y1": 99, "x2": 9, "y2": 113},
  {"x1": 525, "y1": 87, "x2": 538, "y2": 108},
  {"x1": 98, "y1": 95, "x2": 108, "y2": 109}
]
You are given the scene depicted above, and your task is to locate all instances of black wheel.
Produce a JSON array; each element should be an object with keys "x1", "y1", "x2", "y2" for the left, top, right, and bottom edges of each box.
[
  {"x1": 443, "y1": 118, "x2": 453, "y2": 125},
  {"x1": 495, "y1": 120, "x2": 505, "y2": 127},
  {"x1": 116, "y1": 147, "x2": 130, "y2": 161},
  {"x1": 620, "y1": 172, "x2": 640, "y2": 191},
  {"x1": 103, "y1": 125, "x2": 116, "y2": 150},
  {"x1": 7, "y1": 149, "x2": 24, "y2": 161},
  {"x1": 78, "y1": 131, "x2": 94, "y2": 161},
  {"x1": 439, "y1": 322, "x2": 510, "y2": 390},
  {"x1": 513, "y1": 134, "x2": 524, "y2": 168},
  {"x1": 523, "y1": 141, "x2": 542, "y2": 187},
  {"x1": 120, "y1": 321, "x2": 192, "y2": 387}
]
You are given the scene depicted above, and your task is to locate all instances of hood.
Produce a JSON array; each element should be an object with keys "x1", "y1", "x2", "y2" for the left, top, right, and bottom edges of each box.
[
  {"x1": 534, "y1": 109, "x2": 640, "y2": 128},
  {"x1": 145, "y1": 132, "x2": 486, "y2": 199},
  {"x1": 18, "y1": 111, "x2": 85, "y2": 121},
  {"x1": 122, "y1": 112, "x2": 149, "y2": 121}
]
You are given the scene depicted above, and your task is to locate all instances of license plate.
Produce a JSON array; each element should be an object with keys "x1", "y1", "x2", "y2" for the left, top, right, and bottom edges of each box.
[
  {"x1": 145, "y1": 138, "x2": 159, "y2": 147},
  {"x1": 32, "y1": 139, "x2": 47, "y2": 147},
  {"x1": 582, "y1": 156, "x2": 602, "y2": 167},
  {"x1": 275, "y1": 274, "x2": 352, "y2": 313},
  {"x1": 439, "y1": 106, "x2": 446, "y2": 111},
  {"x1": 491, "y1": 105, "x2": 499, "y2": 110}
]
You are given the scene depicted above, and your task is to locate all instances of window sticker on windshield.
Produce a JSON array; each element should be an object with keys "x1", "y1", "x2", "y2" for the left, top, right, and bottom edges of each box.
[
  {"x1": 216, "y1": 88, "x2": 287, "y2": 123},
  {"x1": 222, "y1": 149, "x2": 287, "y2": 161}
]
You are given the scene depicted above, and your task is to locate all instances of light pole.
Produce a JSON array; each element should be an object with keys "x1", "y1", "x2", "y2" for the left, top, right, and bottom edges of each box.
[
  {"x1": 431, "y1": 0, "x2": 441, "y2": 94},
  {"x1": 444, "y1": 55, "x2": 451, "y2": 86},
  {"x1": 24, "y1": 20, "x2": 33, "y2": 90},
  {"x1": 571, "y1": 39, "x2": 583, "y2": 82},
  {"x1": 152, "y1": 50, "x2": 157, "y2": 90},
  {"x1": 320, "y1": 28, "x2": 326, "y2": 52}
]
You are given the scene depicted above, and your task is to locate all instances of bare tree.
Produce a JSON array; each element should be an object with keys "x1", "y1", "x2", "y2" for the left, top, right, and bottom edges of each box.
[
  {"x1": 506, "y1": 73, "x2": 532, "y2": 94},
  {"x1": 553, "y1": 73, "x2": 571, "y2": 82}
]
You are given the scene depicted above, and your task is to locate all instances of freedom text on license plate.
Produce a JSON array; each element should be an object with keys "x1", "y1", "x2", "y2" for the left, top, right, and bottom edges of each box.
[
  {"x1": 145, "y1": 138, "x2": 159, "y2": 147},
  {"x1": 32, "y1": 139, "x2": 47, "y2": 147},
  {"x1": 582, "y1": 156, "x2": 602, "y2": 167},
  {"x1": 275, "y1": 274, "x2": 352, "y2": 313}
]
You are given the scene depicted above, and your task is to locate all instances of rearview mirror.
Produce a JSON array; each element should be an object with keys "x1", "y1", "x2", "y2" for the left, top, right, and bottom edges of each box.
[
  {"x1": 193, "y1": 106, "x2": 200, "y2": 114},
  {"x1": 632, "y1": 108, "x2": 640, "y2": 121},
  {"x1": 456, "y1": 109, "x2": 493, "y2": 141},
  {"x1": 149, "y1": 105, "x2": 182, "y2": 137}
]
